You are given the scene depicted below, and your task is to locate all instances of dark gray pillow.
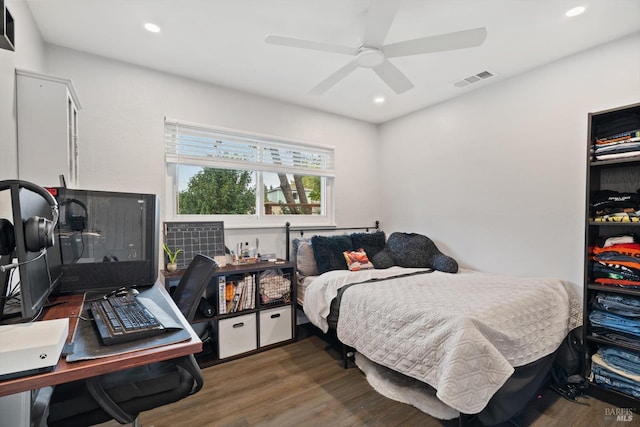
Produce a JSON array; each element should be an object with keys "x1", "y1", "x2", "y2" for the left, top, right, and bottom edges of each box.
[
  {"x1": 371, "y1": 250, "x2": 394, "y2": 269},
  {"x1": 351, "y1": 231, "x2": 386, "y2": 261},
  {"x1": 311, "y1": 235, "x2": 352, "y2": 274},
  {"x1": 386, "y1": 232, "x2": 458, "y2": 273}
]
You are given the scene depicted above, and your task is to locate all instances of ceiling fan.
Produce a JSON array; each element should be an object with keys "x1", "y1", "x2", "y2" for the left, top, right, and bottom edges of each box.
[{"x1": 265, "y1": 0, "x2": 487, "y2": 95}]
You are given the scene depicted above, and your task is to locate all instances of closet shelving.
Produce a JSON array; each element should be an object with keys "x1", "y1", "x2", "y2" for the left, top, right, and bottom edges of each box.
[{"x1": 584, "y1": 102, "x2": 640, "y2": 410}]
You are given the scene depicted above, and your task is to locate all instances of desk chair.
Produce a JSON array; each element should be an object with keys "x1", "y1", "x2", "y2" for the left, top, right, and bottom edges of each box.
[{"x1": 47, "y1": 254, "x2": 218, "y2": 427}]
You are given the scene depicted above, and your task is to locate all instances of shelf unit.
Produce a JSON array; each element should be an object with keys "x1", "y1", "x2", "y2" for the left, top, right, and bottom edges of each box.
[
  {"x1": 162, "y1": 260, "x2": 296, "y2": 367},
  {"x1": 584, "y1": 102, "x2": 640, "y2": 410}
]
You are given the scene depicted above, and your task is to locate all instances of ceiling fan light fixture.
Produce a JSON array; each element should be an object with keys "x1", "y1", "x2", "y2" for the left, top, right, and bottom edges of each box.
[
  {"x1": 356, "y1": 49, "x2": 385, "y2": 68},
  {"x1": 373, "y1": 95, "x2": 386, "y2": 104},
  {"x1": 267, "y1": 1, "x2": 486, "y2": 96}
]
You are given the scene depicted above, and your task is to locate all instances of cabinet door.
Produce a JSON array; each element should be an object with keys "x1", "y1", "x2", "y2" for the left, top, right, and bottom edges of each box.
[
  {"x1": 67, "y1": 95, "x2": 79, "y2": 186},
  {"x1": 259, "y1": 306, "x2": 292, "y2": 347},
  {"x1": 16, "y1": 70, "x2": 81, "y2": 187},
  {"x1": 218, "y1": 313, "x2": 257, "y2": 358}
]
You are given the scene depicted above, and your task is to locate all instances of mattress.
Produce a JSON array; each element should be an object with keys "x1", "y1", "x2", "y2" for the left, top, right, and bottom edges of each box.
[{"x1": 296, "y1": 274, "x2": 317, "y2": 306}]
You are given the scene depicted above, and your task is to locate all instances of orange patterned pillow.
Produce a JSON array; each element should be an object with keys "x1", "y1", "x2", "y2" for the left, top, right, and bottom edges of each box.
[{"x1": 343, "y1": 249, "x2": 374, "y2": 271}]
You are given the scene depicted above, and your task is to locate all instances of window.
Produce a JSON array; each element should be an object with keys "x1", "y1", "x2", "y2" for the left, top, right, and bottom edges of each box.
[{"x1": 164, "y1": 119, "x2": 335, "y2": 227}]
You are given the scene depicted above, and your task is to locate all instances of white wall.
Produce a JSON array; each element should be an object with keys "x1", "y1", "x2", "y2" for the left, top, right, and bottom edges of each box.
[
  {"x1": 5, "y1": 5, "x2": 638, "y2": 285},
  {"x1": 0, "y1": 0, "x2": 46, "y2": 222},
  {"x1": 378, "y1": 32, "x2": 640, "y2": 291},
  {"x1": 44, "y1": 46, "x2": 380, "y2": 258},
  {"x1": 0, "y1": 0, "x2": 46, "y2": 181}
]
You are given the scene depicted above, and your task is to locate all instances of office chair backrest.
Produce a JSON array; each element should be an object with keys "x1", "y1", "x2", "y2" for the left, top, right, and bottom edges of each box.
[{"x1": 171, "y1": 254, "x2": 218, "y2": 322}]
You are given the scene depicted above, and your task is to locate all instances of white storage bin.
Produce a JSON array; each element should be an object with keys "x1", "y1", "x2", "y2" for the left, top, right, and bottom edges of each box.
[
  {"x1": 218, "y1": 313, "x2": 256, "y2": 358},
  {"x1": 259, "y1": 306, "x2": 292, "y2": 347}
]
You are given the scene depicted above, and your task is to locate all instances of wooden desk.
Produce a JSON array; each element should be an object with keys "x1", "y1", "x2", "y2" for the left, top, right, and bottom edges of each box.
[{"x1": 0, "y1": 283, "x2": 202, "y2": 398}]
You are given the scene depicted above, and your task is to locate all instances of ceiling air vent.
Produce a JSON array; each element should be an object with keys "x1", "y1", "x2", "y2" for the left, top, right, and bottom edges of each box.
[{"x1": 453, "y1": 70, "x2": 494, "y2": 88}]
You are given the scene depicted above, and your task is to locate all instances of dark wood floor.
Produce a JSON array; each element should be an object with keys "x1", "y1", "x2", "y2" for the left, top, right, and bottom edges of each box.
[{"x1": 97, "y1": 328, "x2": 635, "y2": 427}]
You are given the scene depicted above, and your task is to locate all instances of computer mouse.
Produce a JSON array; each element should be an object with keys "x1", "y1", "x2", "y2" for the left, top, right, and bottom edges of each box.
[{"x1": 114, "y1": 287, "x2": 139, "y2": 297}]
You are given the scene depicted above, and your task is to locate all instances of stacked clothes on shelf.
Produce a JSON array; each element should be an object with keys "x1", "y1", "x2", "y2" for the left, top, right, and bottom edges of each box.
[
  {"x1": 590, "y1": 190, "x2": 640, "y2": 222},
  {"x1": 591, "y1": 346, "x2": 640, "y2": 398},
  {"x1": 590, "y1": 293, "x2": 640, "y2": 397},
  {"x1": 590, "y1": 235, "x2": 640, "y2": 288},
  {"x1": 592, "y1": 129, "x2": 640, "y2": 161}
]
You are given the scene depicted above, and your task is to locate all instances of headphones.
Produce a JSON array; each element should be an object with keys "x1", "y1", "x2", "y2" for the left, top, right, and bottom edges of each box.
[
  {"x1": 60, "y1": 198, "x2": 88, "y2": 232},
  {"x1": 0, "y1": 180, "x2": 59, "y2": 265}
]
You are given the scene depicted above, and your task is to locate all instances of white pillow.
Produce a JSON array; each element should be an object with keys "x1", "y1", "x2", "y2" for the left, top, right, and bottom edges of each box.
[{"x1": 296, "y1": 240, "x2": 319, "y2": 276}]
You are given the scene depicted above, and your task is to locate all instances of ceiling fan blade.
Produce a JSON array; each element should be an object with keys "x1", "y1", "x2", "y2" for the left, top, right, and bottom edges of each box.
[
  {"x1": 372, "y1": 59, "x2": 414, "y2": 94},
  {"x1": 384, "y1": 27, "x2": 487, "y2": 58},
  {"x1": 309, "y1": 60, "x2": 360, "y2": 95},
  {"x1": 363, "y1": 0, "x2": 402, "y2": 48},
  {"x1": 265, "y1": 35, "x2": 358, "y2": 56}
]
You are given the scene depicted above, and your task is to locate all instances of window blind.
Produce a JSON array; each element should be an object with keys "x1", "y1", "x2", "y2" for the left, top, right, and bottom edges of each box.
[{"x1": 165, "y1": 119, "x2": 335, "y2": 177}]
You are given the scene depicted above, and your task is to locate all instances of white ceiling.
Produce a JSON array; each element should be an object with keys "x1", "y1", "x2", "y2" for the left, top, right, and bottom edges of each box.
[{"x1": 25, "y1": 0, "x2": 640, "y2": 124}]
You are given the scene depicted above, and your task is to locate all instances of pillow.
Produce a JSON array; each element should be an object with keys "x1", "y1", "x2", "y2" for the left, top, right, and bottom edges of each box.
[
  {"x1": 291, "y1": 237, "x2": 309, "y2": 265},
  {"x1": 351, "y1": 231, "x2": 386, "y2": 260},
  {"x1": 343, "y1": 249, "x2": 374, "y2": 271},
  {"x1": 296, "y1": 240, "x2": 319, "y2": 276},
  {"x1": 311, "y1": 235, "x2": 352, "y2": 274},
  {"x1": 382, "y1": 232, "x2": 458, "y2": 273}
]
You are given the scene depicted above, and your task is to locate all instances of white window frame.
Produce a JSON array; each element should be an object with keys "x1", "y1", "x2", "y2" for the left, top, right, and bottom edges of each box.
[{"x1": 164, "y1": 118, "x2": 335, "y2": 228}]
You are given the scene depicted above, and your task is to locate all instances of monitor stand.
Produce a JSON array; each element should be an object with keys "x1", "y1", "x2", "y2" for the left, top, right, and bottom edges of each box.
[{"x1": 0, "y1": 254, "x2": 12, "y2": 321}]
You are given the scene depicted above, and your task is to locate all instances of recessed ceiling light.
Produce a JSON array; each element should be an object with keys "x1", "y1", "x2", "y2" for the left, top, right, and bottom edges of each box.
[
  {"x1": 373, "y1": 96, "x2": 385, "y2": 104},
  {"x1": 565, "y1": 6, "x2": 586, "y2": 17},
  {"x1": 144, "y1": 22, "x2": 161, "y2": 33}
]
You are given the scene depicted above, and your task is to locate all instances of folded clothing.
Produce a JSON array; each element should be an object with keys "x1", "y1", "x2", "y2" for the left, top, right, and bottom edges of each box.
[
  {"x1": 590, "y1": 237, "x2": 640, "y2": 287},
  {"x1": 601, "y1": 235, "x2": 635, "y2": 247},
  {"x1": 589, "y1": 310, "x2": 640, "y2": 336},
  {"x1": 596, "y1": 129, "x2": 640, "y2": 145},
  {"x1": 591, "y1": 350, "x2": 640, "y2": 398},
  {"x1": 590, "y1": 190, "x2": 640, "y2": 217},
  {"x1": 592, "y1": 262, "x2": 640, "y2": 284},
  {"x1": 592, "y1": 293, "x2": 640, "y2": 317}
]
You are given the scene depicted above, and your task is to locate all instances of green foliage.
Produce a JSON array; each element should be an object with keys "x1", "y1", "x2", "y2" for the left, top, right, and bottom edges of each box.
[
  {"x1": 163, "y1": 243, "x2": 182, "y2": 263},
  {"x1": 179, "y1": 168, "x2": 256, "y2": 214},
  {"x1": 302, "y1": 176, "x2": 321, "y2": 201}
]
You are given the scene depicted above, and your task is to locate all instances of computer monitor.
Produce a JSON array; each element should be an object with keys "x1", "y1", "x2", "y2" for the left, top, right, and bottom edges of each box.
[
  {"x1": 50, "y1": 188, "x2": 160, "y2": 294},
  {"x1": 0, "y1": 181, "x2": 61, "y2": 322}
]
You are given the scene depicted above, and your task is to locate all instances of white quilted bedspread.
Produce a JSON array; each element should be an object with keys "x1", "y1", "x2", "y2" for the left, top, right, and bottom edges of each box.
[{"x1": 304, "y1": 268, "x2": 581, "y2": 414}]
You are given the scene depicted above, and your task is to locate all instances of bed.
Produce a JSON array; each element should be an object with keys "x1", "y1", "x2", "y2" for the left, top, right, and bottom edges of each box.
[{"x1": 286, "y1": 222, "x2": 582, "y2": 425}]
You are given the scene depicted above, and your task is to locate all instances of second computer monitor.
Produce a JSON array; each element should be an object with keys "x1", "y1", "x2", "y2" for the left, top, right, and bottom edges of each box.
[{"x1": 51, "y1": 188, "x2": 160, "y2": 294}]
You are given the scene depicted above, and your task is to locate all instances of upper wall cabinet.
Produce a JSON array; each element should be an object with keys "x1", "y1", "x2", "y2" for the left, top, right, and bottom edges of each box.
[
  {"x1": 16, "y1": 69, "x2": 81, "y2": 188},
  {"x1": 0, "y1": 0, "x2": 15, "y2": 51}
]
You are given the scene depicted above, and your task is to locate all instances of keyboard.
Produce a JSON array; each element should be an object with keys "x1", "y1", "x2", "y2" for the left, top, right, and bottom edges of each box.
[{"x1": 90, "y1": 294, "x2": 166, "y2": 345}]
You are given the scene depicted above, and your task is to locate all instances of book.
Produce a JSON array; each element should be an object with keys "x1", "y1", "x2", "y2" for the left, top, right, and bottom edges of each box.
[
  {"x1": 218, "y1": 276, "x2": 226, "y2": 315},
  {"x1": 250, "y1": 275, "x2": 256, "y2": 309},
  {"x1": 244, "y1": 275, "x2": 255, "y2": 310},
  {"x1": 230, "y1": 280, "x2": 245, "y2": 313},
  {"x1": 238, "y1": 279, "x2": 247, "y2": 312}
]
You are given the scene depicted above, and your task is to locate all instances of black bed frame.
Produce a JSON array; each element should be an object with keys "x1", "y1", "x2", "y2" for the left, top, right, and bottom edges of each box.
[
  {"x1": 284, "y1": 221, "x2": 553, "y2": 426},
  {"x1": 284, "y1": 220, "x2": 380, "y2": 262},
  {"x1": 285, "y1": 220, "x2": 380, "y2": 369}
]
